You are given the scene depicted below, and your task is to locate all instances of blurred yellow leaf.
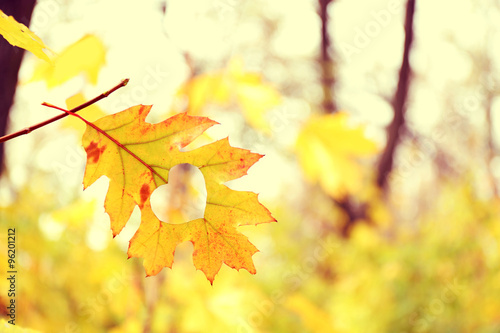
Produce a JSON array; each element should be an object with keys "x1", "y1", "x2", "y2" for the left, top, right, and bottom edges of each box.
[
  {"x1": 29, "y1": 35, "x2": 106, "y2": 88},
  {"x1": 50, "y1": 198, "x2": 97, "y2": 227},
  {"x1": 350, "y1": 223, "x2": 383, "y2": 249},
  {"x1": 367, "y1": 196, "x2": 392, "y2": 227},
  {"x1": 296, "y1": 112, "x2": 378, "y2": 198},
  {"x1": 64, "y1": 93, "x2": 107, "y2": 134},
  {"x1": 0, "y1": 319, "x2": 41, "y2": 332},
  {"x1": 178, "y1": 73, "x2": 228, "y2": 112},
  {"x1": 285, "y1": 294, "x2": 335, "y2": 333},
  {"x1": 0, "y1": 10, "x2": 53, "y2": 62},
  {"x1": 176, "y1": 57, "x2": 281, "y2": 130},
  {"x1": 107, "y1": 318, "x2": 142, "y2": 333}
]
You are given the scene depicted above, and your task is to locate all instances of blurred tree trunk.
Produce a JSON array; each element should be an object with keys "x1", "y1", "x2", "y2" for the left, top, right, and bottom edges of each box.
[
  {"x1": 317, "y1": 0, "x2": 366, "y2": 237},
  {"x1": 485, "y1": 96, "x2": 497, "y2": 197},
  {"x1": 484, "y1": 74, "x2": 498, "y2": 197},
  {"x1": 376, "y1": 0, "x2": 416, "y2": 190},
  {"x1": 0, "y1": 0, "x2": 37, "y2": 175},
  {"x1": 319, "y1": 0, "x2": 337, "y2": 113}
]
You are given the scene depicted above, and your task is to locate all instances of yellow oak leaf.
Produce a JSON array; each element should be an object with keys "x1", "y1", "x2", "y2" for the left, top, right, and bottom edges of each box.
[
  {"x1": 296, "y1": 112, "x2": 378, "y2": 199},
  {"x1": 29, "y1": 35, "x2": 105, "y2": 88},
  {"x1": 0, "y1": 9, "x2": 53, "y2": 62},
  {"x1": 63, "y1": 92, "x2": 107, "y2": 135},
  {"x1": 176, "y1": 57, "x2": 281, "y2": 131},
  {"x1": 79, "y1": 105, "x2": 275, "y2": 283}
]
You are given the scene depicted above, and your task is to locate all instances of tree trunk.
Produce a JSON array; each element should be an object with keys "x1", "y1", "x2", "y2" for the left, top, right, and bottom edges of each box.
[
  {"x1": 376, "y1": 0, "x2": 416, "y2": 190},
  {"x1": 0, "y1": 0, "x2": 38, "y2": 174},
  {"x1": 318, "y1": 0, "x2": 337, "y2": 113}
]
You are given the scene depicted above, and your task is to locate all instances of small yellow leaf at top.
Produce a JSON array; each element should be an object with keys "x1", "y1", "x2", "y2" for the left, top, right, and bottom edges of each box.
[
  {"x1": 296, "y1": 112, "x2": 378, "y2": 199},
  {"x1": 0, "y1": 10, "x2": 53, "y2": 62},
  {"x1": 28, "y1": 34, "x2": 106, "y2": 88},
  {"x1": 64, "y1": 92, "x2": 107, "y2": 135}
]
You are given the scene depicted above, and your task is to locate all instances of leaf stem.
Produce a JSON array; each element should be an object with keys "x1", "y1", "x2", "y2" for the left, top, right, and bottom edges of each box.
[{"x1": 0, "y1": 78, "x2": 129, "y2": 143}]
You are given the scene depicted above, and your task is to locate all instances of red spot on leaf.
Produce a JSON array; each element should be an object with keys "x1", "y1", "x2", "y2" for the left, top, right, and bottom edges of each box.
[
  {"x1": 140, "y1": 184, "x2": 150, "y2": 206},
  {"x1": 86, "y1": 141, "x2": 106, "y2": 163}
]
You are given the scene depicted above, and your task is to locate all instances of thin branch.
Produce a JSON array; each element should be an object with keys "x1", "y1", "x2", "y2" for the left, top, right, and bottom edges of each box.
[
  {"x1": 0, "y1": 79, "x2": 129, "y2": 143},
  {"x1": 42, "y1": 102, "x2": 168, "y2": 185},
  {"x1": 319, "y1": 0, "x2": 337, "y2": 113},
  {"x1": 376, "y1": 0, "x2": 416, "y2": 190}
]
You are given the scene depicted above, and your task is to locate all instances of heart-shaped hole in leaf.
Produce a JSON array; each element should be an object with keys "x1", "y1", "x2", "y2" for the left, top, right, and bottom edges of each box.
[{"x1": 150, "y1": 163, "x2": 207, "y2": 224}]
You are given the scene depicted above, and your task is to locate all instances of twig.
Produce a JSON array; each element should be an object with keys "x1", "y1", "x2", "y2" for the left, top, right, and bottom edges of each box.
[{"x1": 0, "y1": 79, "x2": 129, "y2": 143}]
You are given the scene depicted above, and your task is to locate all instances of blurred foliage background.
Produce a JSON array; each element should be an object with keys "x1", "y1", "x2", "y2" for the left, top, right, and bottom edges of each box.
[{"x1": 2, "y1": 0, "x2": 500, "y2": 332}]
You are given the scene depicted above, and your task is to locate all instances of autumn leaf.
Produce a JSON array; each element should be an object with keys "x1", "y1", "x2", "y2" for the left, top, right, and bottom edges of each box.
[
  {"x1": 176, "y1": 57, "x2": 281, "y2": 131},
  {"x1": 296, "y1": 112, "x2": 378, "y2": 199},
  {"x1": 77, "y1": 105, "x2": 275, "y2": 283},
  {"x1": 28, "y1": 35, "x2": 106, "y2": 88},
  {"x1": 0, "y1": 9, "x2": 53, "y2": 62}
]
